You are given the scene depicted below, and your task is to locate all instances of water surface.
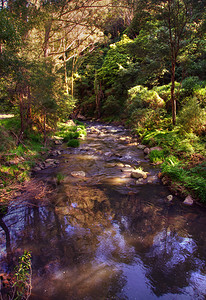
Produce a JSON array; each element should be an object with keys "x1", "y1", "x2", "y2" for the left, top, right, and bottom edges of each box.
[{"x1": 0, "y1": 123, "x2": 206, "y2": 299}]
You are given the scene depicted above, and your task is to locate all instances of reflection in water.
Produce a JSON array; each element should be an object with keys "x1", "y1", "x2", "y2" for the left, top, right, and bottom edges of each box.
[{"x1": 0, "y1": 124, "x2": 206, "y2": 299}]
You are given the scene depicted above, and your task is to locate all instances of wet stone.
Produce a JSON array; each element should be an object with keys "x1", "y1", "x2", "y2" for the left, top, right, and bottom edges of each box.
[
  {"x1": 183, "y1": 195, "x2": 194, "y2": 206},
  {"x1": 167, "y1": 195, "x2": 173, "y2": 201},
  {"x1": 131, "y1": 169, "x2": 148, "y2": 179},
  {"x1": 144, "y1": 147, "x2": 150, "y2": 155},
  {"x1": 71, "y1": 171, "x2": 86, "y2": 178},
  {"x1": 137, "y1": 144, "x2": 146, "y2": 150},
  {"x1": 147, "y1": 175, "x2": 158, "y2": 184}
]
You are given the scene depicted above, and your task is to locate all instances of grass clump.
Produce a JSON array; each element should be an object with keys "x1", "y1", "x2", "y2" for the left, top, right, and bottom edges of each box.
[
  {"x1": 149, "y1": 150, "x2": 165, "y2": 164},
  {"x1": 56, "y1": 121, "x2": 87, "y2": 147},
  {"x1": 0, "y1": 116, "x2": 48, "y2": 192},
  {"x1": 162, "y1": 157, "x2": 206, "y2": 202},
  {"x1": 67, "y1": 139, "x2": 80, "y2": 147}
]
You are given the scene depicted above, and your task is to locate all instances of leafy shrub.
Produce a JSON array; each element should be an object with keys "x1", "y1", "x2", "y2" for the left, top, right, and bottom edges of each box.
[
  {"x1": 193, "y1": 87, "x2": 206, "y2": 107},
  {"x1": 63, "y1": 131, "x2": 79, "y2": 142},
  {"x1": 149, "y1": 150, "x2": 165, "y2": 163},
  {"x1": 13, "y1": 251, "x2": 32, "y2": 299},
  {"x1": 129, "y1": 107, "x2": 167, "y2": 137},
  {"x1": 67, "y1": 139, "x2": 80, "y2": 147},
  {"x1": 181, "y1": 76, "x2": 203, "y2": 96},
  {"x1": 127, "y1": 85, "x2": 165, "y2": 116},
  {"x1": 154, "y1": 82, "x2": 181, "y2": 111},
  {"x1": 162, "y1": 159, "x2": 206, "y2": 202},
  {"x1": 178, "y1": 98, "x2": 206, "y2": 134}
]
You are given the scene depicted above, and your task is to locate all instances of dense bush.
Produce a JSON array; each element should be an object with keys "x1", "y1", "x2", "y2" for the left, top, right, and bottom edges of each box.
[{"x1": 178, "y1": 98, "x2": 206, "y2": 135}]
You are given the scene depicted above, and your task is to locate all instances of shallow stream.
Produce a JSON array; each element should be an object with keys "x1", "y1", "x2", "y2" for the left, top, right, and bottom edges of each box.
[{"x1": 0, "y1": 123, "x2": 206, "y2": 299}]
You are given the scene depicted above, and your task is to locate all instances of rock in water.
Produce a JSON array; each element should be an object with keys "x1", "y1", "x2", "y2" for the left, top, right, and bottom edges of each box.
[
  {"x1": 137, "y1": 144, "x2": 146, "y2": 150},
  {"x1": 183, "y1": 195, "x2": 194, "y2": 206},
  {"x1": 144, "y1": 147, "x2": 150, "y2": 155},
  {"x1": 131, "y1": 169, "x2": 148, "y2": 179},
  {"x1": 167, "y1": 195, "x2": 173, "y2": 201},
  {"x1": 71, "y1": 171, "x2": 86, "y2": 178}
]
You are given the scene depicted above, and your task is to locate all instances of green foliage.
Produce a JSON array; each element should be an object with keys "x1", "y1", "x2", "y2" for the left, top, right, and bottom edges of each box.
[
  {"x1": 181, "y1": 76, "x2": 204, "y2": 96},
  {"x1": 162, "y1": 159, "x2": 206, "y2": 202},
  {"x1": 13, "y1": 251, "x2": 32, "y2": 299},
  {"x1": 97, "y1": 35, "x2": 133, "y2": 86},
  {"x1": 178, "y1": 98, "x2": 206, "y2": 134},
  {"x1": 127, "y1": 85, "x2": 165, "y2": 112},
  {"x1": 0, "y1": 9, "x2": 21, "y2": 51},
  {"x1": 149, "y1": 150, "x2": 165, "y2": 164},
  {"x1": 56, "y1": 173, "x2": 65, "y2": 185},
  {"x1": 63, "y1": 131, "x2": 79, "y2": 142},
  {"x1": 67, "y1": 139, "x2": 80, "y2": 147},
  {"x1": 56, "y1": 122, "x2": 86, "y2": 147}
]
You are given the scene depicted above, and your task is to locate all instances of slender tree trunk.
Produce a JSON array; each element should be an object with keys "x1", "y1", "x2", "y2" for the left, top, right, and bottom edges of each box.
[
  {"x1": 43, "y1": 113, "x2": 46, "y2": 146},
  {"x1": 71, "y1": 56, "x2": 77, "y2": 97},
  {"x1": 44, "y1": 21, "x2": 52, "y2": 57},
  {"x1": 63, "y1": 38, "x2": 69, "y2": 94},
  {"x1": 19, "y1": 93, "x2": 24, "y2": 134},
  {"x1": 171, "y1": 61, "x2": 176, "y2": 125}
]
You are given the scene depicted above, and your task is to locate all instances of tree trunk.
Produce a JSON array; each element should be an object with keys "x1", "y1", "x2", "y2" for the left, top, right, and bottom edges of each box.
[
  {"x1": 19, "y1": 93, "x2": 24, "y2": 134},
  {"x1": 43, "y1": 113, "x2": 47, "y2": 146},
  {"x1": 171, "y1": 61, "x2": 176, "y2": 125},
  {"x1": 63, "y1": 38, "x2": 69, "y2": 94},
  {"x1": 44, "y1": 21, "x2": 52, "y2": 58}
]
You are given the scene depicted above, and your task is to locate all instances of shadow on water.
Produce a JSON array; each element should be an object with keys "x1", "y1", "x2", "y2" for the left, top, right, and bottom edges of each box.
[{"x1": 0, "y1": 123, "x2": 206, "y2": 299}]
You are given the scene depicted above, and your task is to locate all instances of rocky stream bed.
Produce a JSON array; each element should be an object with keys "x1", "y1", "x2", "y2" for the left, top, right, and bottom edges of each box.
[{"x1": 0, "y1": 122, "x2": 206, "y2": 299}]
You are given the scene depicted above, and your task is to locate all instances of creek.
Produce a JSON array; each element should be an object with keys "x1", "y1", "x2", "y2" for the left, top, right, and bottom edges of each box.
[{"x1": 0, "y1": 123, "x2": 206, "y2": 299}]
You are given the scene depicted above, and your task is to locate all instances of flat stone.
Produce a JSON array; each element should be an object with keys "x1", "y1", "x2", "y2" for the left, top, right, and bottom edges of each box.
[
  {"x1": 121, "y1": 166, "x2": 134, "y2": 173},
  {"x1": 131, "y1": 169, "x2": 148, "y2": 179},
  {"x1": 45, "y1": 159, "x2": 56, "y2": 164},
  {"x1": 105, "y1": 163, "x2": 116, "y2": 168},
  {"x1": 183, "y1": 195, "x2": 194, "y2": 206},
  {"x1": 137, "y1": 144, "x2": 146, "y2": 150},
  {"x1": 116, "y1": 162, "x2": 125, "y2": 168},
  {"x1": 71, "y1": 171, "x2": 86, "y2": 178},
  {"x1": 150, "y1": 146, "x2": 163, "y2": 151}
]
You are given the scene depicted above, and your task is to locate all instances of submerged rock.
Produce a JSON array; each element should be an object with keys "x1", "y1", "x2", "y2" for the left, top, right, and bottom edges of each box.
[{"x1": 183, "y1": 195, "x2": 194, "y2": 206}]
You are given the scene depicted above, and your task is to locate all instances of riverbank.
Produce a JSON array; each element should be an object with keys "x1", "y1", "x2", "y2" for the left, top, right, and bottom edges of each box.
[
  {"x1": 0, "y1": 117, "x2": 86, "y2": 204},
  {"x1": 101, "y1": 116, "x2": 206, "y2": 205}
]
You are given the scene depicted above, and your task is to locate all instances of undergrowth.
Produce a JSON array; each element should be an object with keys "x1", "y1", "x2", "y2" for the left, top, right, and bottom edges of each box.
[
  {"x1": 135, "y1": 124, "x2": 206, "y2": 202},
  {"x1": 0, "y1": 117, "x2": 49, "y2": 193},
  {"x1": 56, "y1": 121, "x2": 86, "y2": 146}
]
